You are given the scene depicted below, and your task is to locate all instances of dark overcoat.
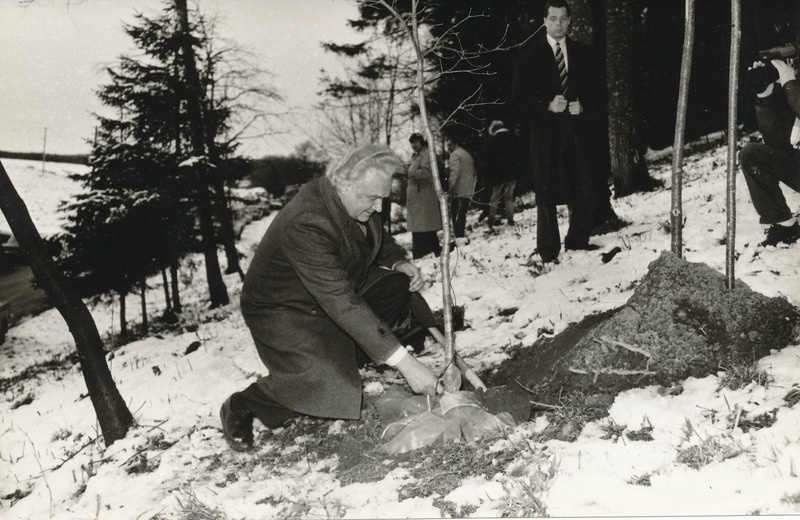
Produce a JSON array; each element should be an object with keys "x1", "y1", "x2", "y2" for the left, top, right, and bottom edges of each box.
[
  {"x1": 240, "y1": 176, "x2": 407, "y2": 420},
  {"x1": 484, "y1": 129, "x2": 523, "y2": 186},
  {"x1": 512, "y1": 35, "x2": 605, "y2": 205}
]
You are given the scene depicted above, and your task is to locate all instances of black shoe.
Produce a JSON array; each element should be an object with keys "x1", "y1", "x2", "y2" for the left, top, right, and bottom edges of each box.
[
  {"x1": 220, "y1": 396, "x2": 255, "y2": 452},
  {"x1": 565, "y1": 240, "x2": 600, "y2": 252},
  {"x1": 760, "y1": 222, "x2": 800, "y2": 247}
]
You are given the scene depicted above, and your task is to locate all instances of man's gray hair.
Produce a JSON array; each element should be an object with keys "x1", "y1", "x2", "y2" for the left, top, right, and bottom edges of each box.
[{"x1": 327, "y1": 144, "x2": 404, "y2": 187}]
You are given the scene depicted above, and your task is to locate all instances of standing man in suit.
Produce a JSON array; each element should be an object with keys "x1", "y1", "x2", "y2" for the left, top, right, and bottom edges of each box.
[
  {"x1": 220, "y1": 144, "x2": 441, "y2": 452},
  {"x1": 445, "y1": 135, "x2": 478, "y2": 239},
  {"x1": 512, "y1": 0, "x2": 603, "y2": 263}
]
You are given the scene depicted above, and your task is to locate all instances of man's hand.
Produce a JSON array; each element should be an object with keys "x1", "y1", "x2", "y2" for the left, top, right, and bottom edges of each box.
[
  {"x1": 750, "y1": 60, "x2": 778, "y2": 94},
  {"x1": 772, "y1": 59, "x2": 797, "y2": 86},
  {"x1": 548, "y1": 94, "x2": 568, "y2": 113},
  {"x1": 568, "y1": 98, "x2": 583, "y2": 115},
  {"x1": 392, "y1": 260, "x2": 425, "y2": 292},
  {"x1": 394, "y1": 354, "x2": 441, "y2": 396}
]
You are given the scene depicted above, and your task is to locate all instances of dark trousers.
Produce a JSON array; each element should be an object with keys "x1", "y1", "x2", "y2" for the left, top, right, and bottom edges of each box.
[
  {"x1": 740, "y1": 142, "x2": 800, "y2": 225},
  {"x1": 489, "y1": 181, "x2": 517, "y2": 223},
  {"x1": 411, "y1": 231, "x2": 441, "y2": 259},
  {"x1": 230, "y1": 267, "x2": 417, "y2": 428},
  {"x1": 450, "y1": 196, "x2": 470, "y2": 238},
  {"x1": 536, "y1": 200, "x2": 595, "y2": 262}
]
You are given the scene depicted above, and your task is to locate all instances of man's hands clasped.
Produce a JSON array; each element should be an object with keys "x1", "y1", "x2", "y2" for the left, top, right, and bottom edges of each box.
[{"x1": 548, "y1": 94, "x2": 583, "y2": 115}]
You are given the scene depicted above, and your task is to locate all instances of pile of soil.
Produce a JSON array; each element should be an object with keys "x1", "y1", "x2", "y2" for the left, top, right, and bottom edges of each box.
[{"x1": 485, "y1": 251, "x2": 800, "y2": 413}]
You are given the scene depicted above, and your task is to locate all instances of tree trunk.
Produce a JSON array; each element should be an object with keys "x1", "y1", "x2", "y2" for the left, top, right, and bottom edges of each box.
[
  {"x1": 161, "y1": 268, "x2": 172, "y2": 312},
  {"x1": 140, "y1": 276, "x2": 148, "y2": 336},
  {"x1": 119, "y1": 290, "x2": 127, "y2": 338},
  {"x1": 606, "y1": 0, "x2": 652, "y2": 197},
  {"x1": 174, "y1": 0, "x2": 229, "y2": 307},
  {"x1": 0, "y1": 160, "x2": 133, "y2": 446},
  {"x1": 212, "y1": 179, "x2": 243, "y2": 278},
  {"x1": 170, "y1": 261, "x2": 182, "y2": 313}
]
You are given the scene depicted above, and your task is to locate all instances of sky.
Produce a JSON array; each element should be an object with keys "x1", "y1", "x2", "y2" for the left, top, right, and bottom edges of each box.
[
  {"x1": 2, "y1": 136, "x2": 800, "y2": 517},
  {"x1": 0, "y1": 0, "x2": 363, "y2": 158}
]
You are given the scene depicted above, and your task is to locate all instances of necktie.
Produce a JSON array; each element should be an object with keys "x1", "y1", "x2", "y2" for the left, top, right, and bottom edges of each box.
[{"x1": 555, "y1": 42, "x2": 568, "y2": 96}]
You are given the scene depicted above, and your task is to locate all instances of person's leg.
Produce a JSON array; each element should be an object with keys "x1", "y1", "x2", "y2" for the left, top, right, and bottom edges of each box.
[
  {"x1": 503, "y1": 181, "x2": 517, "y2": 224},
  {"x1": 412, "y1": 232, "x2": 436, "y2": 259},
  {"x1": 230, "y1": 383, "x2": 300, "y2": 428},
  {"x1": 358, "y1": 267, "x2": 431, "y2": 354},
  {"x1": 740, "y1": 142, "x2": 799, "y2": 224},
  {"x1": 454, "y1": 197, "x2": 468, "y2": 237},
  {"x1": 489, "y1": 184, "x2": 503, "y2": 227},
  {"x1": 536, "y1": 202, "x2": 560, "y2": 262},
  {"x1": 423, "y1": 230, "x2": 442, "y2": 257},
  {"x1": 221, "y1": 382, "x2": 300, "y2": 451}
]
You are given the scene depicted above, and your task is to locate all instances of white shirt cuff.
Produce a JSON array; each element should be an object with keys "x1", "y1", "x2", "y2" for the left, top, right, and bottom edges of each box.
[{"x1": 384, "y1": 346, "x2": 410, "y2": 366}]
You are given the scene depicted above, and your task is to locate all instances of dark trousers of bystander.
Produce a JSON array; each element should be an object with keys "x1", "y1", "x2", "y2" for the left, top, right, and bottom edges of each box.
[
  {"x1": 450, "y1": 197, "x2": 470, "y2": 238},
  {"x1": 411, "y1": 231, "x2": 441, "y2": 259},
  {"x1": 740, "y1": 142, "x2": 800, "y2": 224}
]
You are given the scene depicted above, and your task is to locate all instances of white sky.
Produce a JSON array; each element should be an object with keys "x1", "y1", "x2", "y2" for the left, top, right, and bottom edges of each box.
[{"x1": 0, "y1": 0, "x2": 362, "y2": 157}]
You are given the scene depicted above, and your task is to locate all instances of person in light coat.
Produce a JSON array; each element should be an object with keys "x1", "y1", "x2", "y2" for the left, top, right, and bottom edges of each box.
[{"x1": 405, "y1": 133, "x2": 443, "y2": 258}]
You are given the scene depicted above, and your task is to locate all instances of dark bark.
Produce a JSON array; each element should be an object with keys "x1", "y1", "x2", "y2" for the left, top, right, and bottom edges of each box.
[
  {"x1": 140, "y1": 277, "x2": 148, "y2": 336},
  {"x1": 170, "y1": 261, "x2": 182, "y2": 313},
  {"x1": 0, "y1": 160, "x2": 133, "y2": 446},
  {"x1": 606, "y1": 0, "x2": 652, "y2": 197},
  {"x1": 161, "y1": 268, "x2": 172, "y2": 312},
  {"x1": 119, "y1": 290, "x2": 127, "y2": 338},
  {"x1": 174, "y1": 0, "x2": 229, "y2": 307}
]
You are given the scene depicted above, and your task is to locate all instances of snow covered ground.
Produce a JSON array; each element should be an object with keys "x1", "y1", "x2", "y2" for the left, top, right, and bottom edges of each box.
[{"x1": 1, "y1": 142, "x2": 800, "y2": 519}]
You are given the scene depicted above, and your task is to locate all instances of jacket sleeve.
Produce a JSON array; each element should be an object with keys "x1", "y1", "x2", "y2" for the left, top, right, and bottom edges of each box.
[
  {"x1": 448, "y1": 151, "x2": 462, "y2": 193},
  {"x1": 756, "y1": 86, "x2": 796, "y2": 147},
  {"x1": 280, "y1": 217, "x2": 400, "y2": 365}
]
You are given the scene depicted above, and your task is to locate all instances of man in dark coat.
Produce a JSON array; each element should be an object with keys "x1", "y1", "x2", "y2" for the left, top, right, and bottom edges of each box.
[
  {"x1": 512, "y1": 0, "x2": 603, "y2": 262},
  {"x1": 740, "y1": 57, "x2": 800, "y2": 246},
  {"x1": 484, "y1": 119, "x2": 523, "y2": 228},
  {"x1": 220, "y1": 144, "x2": 440, "y2": 451}
]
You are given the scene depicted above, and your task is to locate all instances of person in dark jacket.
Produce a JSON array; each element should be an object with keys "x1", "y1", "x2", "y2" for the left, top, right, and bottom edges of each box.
[
  {"x1": 220, "y1": 144, "x2": 441, "y2": 452},
  {"x1": 484, "y1": 119, "x2": 523, "y2": 228},
  {"x1": 512, "y1": 0, "x2": 602, "y2": 262},
  {"x1": 740, "y1": 57, "x2": 800, "y2": 246}
]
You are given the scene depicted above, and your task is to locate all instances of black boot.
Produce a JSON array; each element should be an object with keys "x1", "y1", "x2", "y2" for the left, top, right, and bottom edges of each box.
[
  {"x1": 761, "y1": 222, "x2": 800, "y2": 247},
  {"x1": 220, "y1": 395, "x2": 255, "y2": 452}
]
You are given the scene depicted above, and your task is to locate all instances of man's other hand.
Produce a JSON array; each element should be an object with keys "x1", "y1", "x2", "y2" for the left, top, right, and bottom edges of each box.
[
  {"x1": 772, "y1": 59, "x2": 797, "y2": 86},
  {"x1": 548, "y1": 94, "x2": 568, "y2": 113},
  {"x1": 394, "y1": 354, "x2": 441, "y2": 396},
  {"x1": 750, "y1": 60, "x2": 779, "y2": 94},
  {"x1": 393, "y1": 260, "x2": 425, "y2": 292},
  {"x1": 568, "y1": 98, "x2": 583, "y2": 115}
]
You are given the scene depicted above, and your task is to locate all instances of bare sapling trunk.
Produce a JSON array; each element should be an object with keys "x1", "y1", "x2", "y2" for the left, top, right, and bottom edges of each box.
[
  {"x1": 0, "y1": 160, "x2": 133, "y2": 445},
  {"x1": 670, "y1": 0, "x2": 696, "y2": 257},
  {"x1": 379, "y1": 0, "x2": 461, "y2": 392},
  {"x1": 725, "y1": 0, "x2": 741, "y2": 289}
]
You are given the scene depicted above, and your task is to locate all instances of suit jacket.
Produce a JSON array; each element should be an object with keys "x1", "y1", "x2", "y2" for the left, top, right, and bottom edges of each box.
[
  {"x1": 447, "y1": 145, "x2": 477, "y2": 198},
  {"x1": 512, "y1": 35, "x2": 605, "y2": 205},
  {"x1": 756, "y1": 80, "x2": 800, "y2": 149},
  {"x1": 240, "y1": 176, "x2": 408, "y2": 419}
]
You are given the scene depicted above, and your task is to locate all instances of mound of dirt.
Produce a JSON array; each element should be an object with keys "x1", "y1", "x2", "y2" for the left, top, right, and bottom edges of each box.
[{"x1": 485, "y1": 251, "x2": 800, "y2": 411}]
